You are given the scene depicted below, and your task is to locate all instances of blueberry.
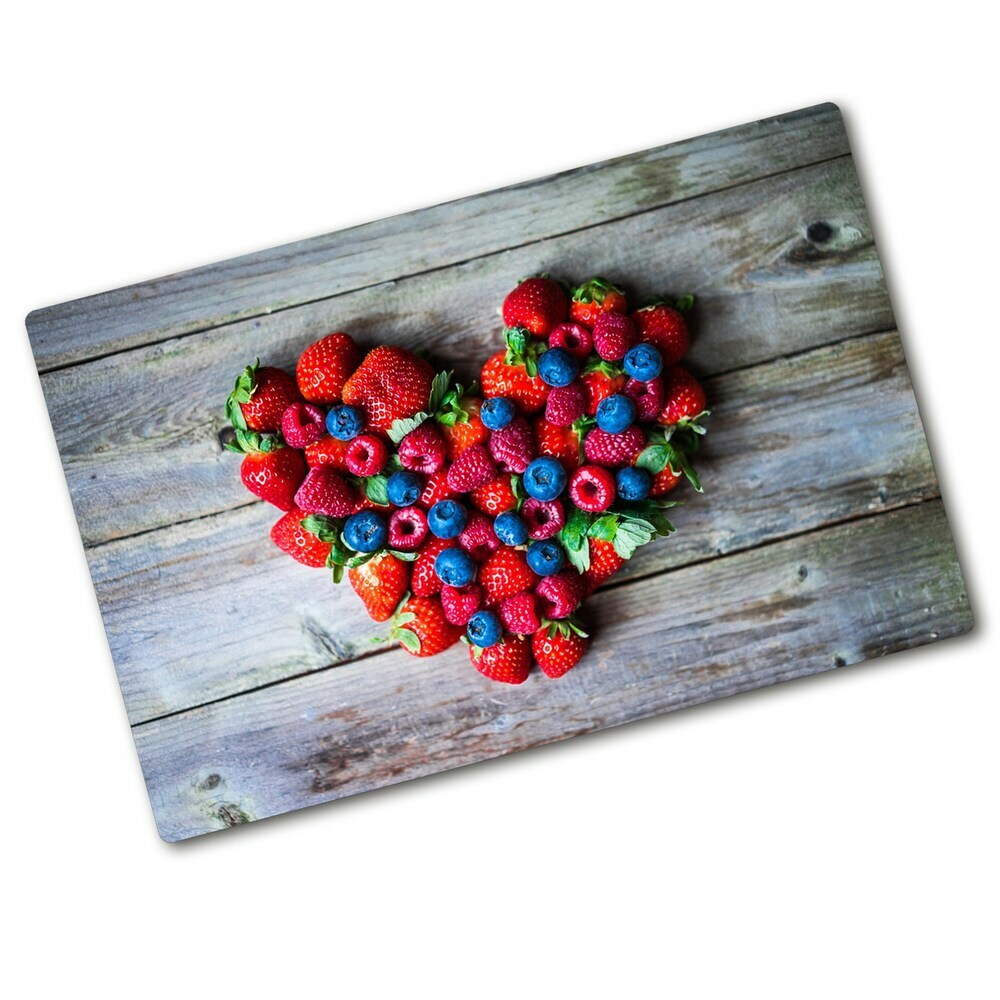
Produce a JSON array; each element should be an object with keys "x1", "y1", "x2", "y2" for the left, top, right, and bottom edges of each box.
[
  {"x1": 596, "y1": 394, "x2": 636, "y2": 434},
  {"x1": 434, "y1": 548, "x2": 476, "y2": 587},
  {"x1": 386, "y1": 470, "x2": 422, "y2": 508},
  {"x1": 466, "y1": 609, "x2": 503, "y2": 648},
  {"x1": 523, "y1": 456, "x2": 567, "y2": 501},
  {"x1": 526, "y1": 539, "x2": 565, "y2": 576},
  {"x1": 481, "y1": 396, "x2": 516, "y2": 431},
  {"x1": 616, "y1": 465, "x2": 653, "y2": 501},
  {"x1": 427, "y1": 500, "x2": 467, "y2": 539},
  {"x1": 623, "y1": 343, "x2": 663, "y2": 382},
  {"x1": 536, "y1": 347, "x2": 579, "y2": 388},
  {"x1": 493, "y1": 510, "x2": 529, "y2": 546},
  {"x1": 343, "y1": 511, "x2": 387, "y2": 552},
  {"x1": 325, "y1": 404, "x2": 365, "y2": 441}
]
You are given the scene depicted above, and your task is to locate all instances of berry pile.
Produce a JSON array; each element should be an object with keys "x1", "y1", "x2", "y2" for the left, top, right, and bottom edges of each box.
[{"x1": 224, "y1": 274, "x2": 708, "y2": 684}]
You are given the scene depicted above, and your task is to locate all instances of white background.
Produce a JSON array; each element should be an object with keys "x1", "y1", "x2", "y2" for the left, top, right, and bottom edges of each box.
[{"x1": 3, "y1": 2, "x2": 996, "y2": 996}]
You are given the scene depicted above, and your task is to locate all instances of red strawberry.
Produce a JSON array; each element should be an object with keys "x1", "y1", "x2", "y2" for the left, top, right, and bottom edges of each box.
[
  {"x1": 534, "y1": 417, "x2": 582, "y2": 474},
  {"x1": 568, "y1": 465, "x2": 616, "y2": 511},
  {"x1": 532, "y1": 624, "x2": 589, "y2": 679},
  {"x1": 349, "y1": 553, "x2": 409, "y2": 623},
  {"x1": 342, "y1": 346, "x2": 436, "y2": 433},
  {"x1": 522, "y1": 497, "x2": 565, "y2": 540},
  {"x1": 240, "y1": 445, "x2": 307, "y2": 511},
  {"x1": 293, "y1": 465, "x2": 357, "y2": 517},
  {"x1": 657, "y1": 366, "x2": 708, "y2": 426},
  {"x1": 296, "y1": 332, "x2": 361, "y2": 405},
  {"x1": 440, "y1": 395, "x2": 490, "y2": 460},
  {"x1": 488, "y1": 416, "x2": 535, "y2": 474},
  {"x1": 471, "y1": 635, "x2": 532, "y2": 685},
  {"x1": 392, "y1": 596, "x2": 462, "y2": 657},
  {"x1": 305, "y1": 434, "x2": 351, "y2": 470},
  {"x1": 502, "y1": 276, "x2": 568, "y2": 337},
  {"x1": 480, "y1": 549, "x2": 539, "y2": 606},
  {"x1": 545, "y1": 381, "x2": 586, "y2": 427},
  {"x1": 440, "y1": 584, "x2": 483, "y2": 627},
  {"x1": 581, "y1": 538, "x2": 626, "y2": 595},
  {"x1": 411, "y1": 536, "x2": 455, "y2": 596},
  {"x1": 399, "y1": 423, "x2": 447, "y2": 475},
  {"x1": 470, "y1": 474, "x2": 518, "y2": 516},
  {"x1": 499, "y1": 591, "x2": 542, "y2": 636},
  {"x1": 650, "y1": 464, "x2": 683, "y2": 497},
  {"x1": 480, "y1": 350, "x2": 549, "y2": 415},
  {"x1": 569, "y1": 277, "x2": 627, "y2": 328},
  {"x1": 458, "y1": 510, "x2": 500, "y2": 561},
  {"x1": 447, "y1": 443, "x2": 497, "y2": 492},
  {"x1": 418, "y1": 468, "x2": 459, "y2": 509},
  {"x1": 229, "y1": 362, "x2": 303, "y2": 433},
  {"x1": 632, "y1": 304, "x2": 690, "y2": 367},
  {"x1": 583, "y1": 426, "x2": 646, "y2": 468},
  {"x1": 592, "y1": 312, "x2": 638, "y2": 362},
  {"x1": 280, "y1": 402, "x2": 326, "y2": 449},
  {"x1": 548, "y1": 322, "x2": 593, "y2": 360},
  {"x1": 388, "y1": 506, "x2": 429, "y2": 551},
  {"x1": 344, "y1": 434, "x2": 389, "y2": 476},
  {"x1": 270, "y1": 507, "x2": 332, "y2": 568},
  {"x1": 535, "y1": 571, "x2": 583, "y2": 619},
  {"x1": 623, "y1": 376, "x2": 665, "y2": 422},
  {"x1": 579, "y1": 369, "x2": 627, "y2": 416}
]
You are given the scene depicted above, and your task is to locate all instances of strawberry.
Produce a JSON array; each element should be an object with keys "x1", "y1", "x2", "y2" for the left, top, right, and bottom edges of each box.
[
  {"x1": 657, "y1": 366, "x2": 708, "y2": 426},
  {"x1": 535, "y1": 571, "x2": 583, "y2": 619},
  {"x1": 502, "y1": 276, "x2": 568, "y2": 337},
  {"x1": 632, "y1": 303, "x2": 690, "y2": 367},
  {"x1": 569, "y1": 277, "x2": 627, "y2": 328},
  {"x1": 295, "y1": 332, "x2": 361, "y2": 405},
  {"x1": 391, "y1": 596, "x2": 462, "y2": 657},
  {"x1": 579, "y1": 368, "x2": 627, "y2": 416},
  {"x1": 592, "y1": 312, "x2": 638, "y2": 362},
  {"x1": 545, "y1": 382, "x2": 586, "y2": 427},
  {"x1": 418, "y1": 468, "x2": 459, "y2": 509},
  {"x1": 488, "y1": 416, "x2": 535, "y2": 473},
  {"x1": 532, "y1": 621, "x2": 589, "y2": 679},
  {"x1": 499, "y1": 591, "x2": 542, "y2": 636},
  {"x1": 305, "y1": 434, "x2": 351, "y2": 470},
  {"x1": 534, "y1": 417, "x2": 582, "y2": 474},
  {"x1": 399, "y1": 423, "x2": 447, "y2": 475},
  {"x1": 650, "y1": 464, "x2": 683, "y2": 497},
  {"x1": 480, "y1": 329, "x2": 550, "y2": 414},
  {"x1": 342, "y1": 345, "x2": 436, "y2": 433},
  {"x1": 411, "y1": 536, "x2": 456, "y2": 596},
  {"x1": 470, "y1": 474, "x2": 518, "y2": 516},
  {"x1": 581, "y1": 538, "x2": 626, "y2": 595},
  {"x1": 239, "y1": 444, "x2": 307, "y2": 511},
  {"x1": 270, "y1": 507, "x2": 332, "y2": 568},
  {"x1": 440, "y1": 584, "x2": 483, "y2": 627},
  {"x1": 228, "y1": 361, "x2": 303, "y2": 434},
  {"x1": 479, "y1": 549, "x2": 539, "y2": 606},
  {"x1": 470, "y1": 635, "x2": 532, "y2": 685},
  {"x1": 294, "y1": 465, "x2": 357, "y2": 517},
  {"x1": 458, "y1": 510, "x2": 501, "y2": 561},
  {"x1": 583, "y1": 426, "x2": 646, "y2": 468},
  {"x1": 447, "y1": 443, "x2": 497, "y2": 492},
  {"x1": 439, "y1": 395, "x2": 490, "y2": 460},
  {"x1": 348, "y1": 553, "x2": 409, "y2": 622}
]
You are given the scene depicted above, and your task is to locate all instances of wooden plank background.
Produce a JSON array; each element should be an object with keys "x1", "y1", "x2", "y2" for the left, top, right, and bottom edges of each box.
[{"x1": 26, "y1": 103, "x2": 972, "y2": 841}]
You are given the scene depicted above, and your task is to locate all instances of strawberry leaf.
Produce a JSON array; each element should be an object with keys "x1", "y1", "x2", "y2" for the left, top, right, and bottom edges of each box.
[
  {"x1": 388, "y1": 411, "x2": 430, "y2": 444},
  {"x1": 345, "y1": 551, "x2": 377, "y2": 569},
  {"x1": 674, "y1": 293, "x2": 696, "y2": 313},
  {"x1": 428, "y1": 370, "x2": 453, "y2": 414},
  {"x1": 636, "y1": 444, "x2": 670, "y2": 474},
  {"x1": 302, "y1": 514, "x2": 342, "y2": 544},
  {"x1": 364, "y1": 475, "x2": 390, "y2": 507},
  {"x1": 388, "y1": 549, "x2": 419, "y2": 562},
  {"x1": 396, "y1": 628, "x2": 421, "y2": 654},
  {"x1": 560, "y1": 506, "x2": 593, "y2": 550},
  {"x1": 330, "y1": 563, "x2": 345, "y2": 584},
  {"x1": 564, "y1": 543, "x2": 591, "y2": 574},
  {"x1": 588, "y1": 514, "x2": 619, "y2": 542}
]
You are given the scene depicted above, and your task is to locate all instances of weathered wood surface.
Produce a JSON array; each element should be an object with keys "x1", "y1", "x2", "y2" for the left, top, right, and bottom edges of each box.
[
  {"x1": 134, "y1": 500, "x2": 971, "y2": 841},
  {"x1": 41, "y1": 155, "x2": 890, "y2": 546},
  {"x1": 94, "y1": 331, "x2": 937, "y2": 726},
  {"x1": 26, "y1": 104, "x2": 849, "y2": 371}
]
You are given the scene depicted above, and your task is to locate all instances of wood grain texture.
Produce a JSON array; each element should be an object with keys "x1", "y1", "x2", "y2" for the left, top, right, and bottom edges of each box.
[
  {"x1": 133, "y1": 500, "x2": 971, "y2": 841},
  {"x1": 26, "y1": 104, "x2": 849, "y2": 371},
  {"x1": 42, "y1": 155, "x2": 891, "y2": 547},
  {"x1": 93, "y1": 330, "x2": 937, "y2": 726}
]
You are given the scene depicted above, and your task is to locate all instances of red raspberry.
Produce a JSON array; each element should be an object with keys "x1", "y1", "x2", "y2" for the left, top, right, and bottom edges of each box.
[
  {"x1": 440, "y1": 584, "x2": 483, "y2": 626},
  {"x1": 544, "y1": 382, "x2": 586, "y2": 427},
  {"x1": 521, "y1": 498, "x2": 565, "y2": 540},
  {"x1": 548, "y1": 322, "x2": 593, "y2": 360},
  {"x1": 568, "y1": 465, "x2": 616, "y2": 512},
  {"x1": 411, "y1": 537, "x2": 455, "y2": 596},
  {"x1": 399, "y1": 423, "x2": 447, "y2": 475},
  {"x1": 623, "y1": 376, "x2": 665, "y2": 423},
  {"x1": 446, "y1": 443, "x2": 497, "y2": 492},
  {"x1": 280, "y1": 402, "x2": 327, "y2": 449},
  {"x1": 458, "y1": 510, "x2": 501, "y2": 561},
  {"x1": 344, "y1": 433, "x2": 389, "y2": 476},
  {"x1": 583, "y1": 426, "x2": 646, "y2": 468},
  {"x1": 592, "y1": 312, "x2": 638, "y2": 362},
  {"x1": 499, "y1": 591, "x2": 542, "y2": 636},
  {"x1": 535, "y1": 571, "x2": 584, "y2": 619},
  {"x1": 487, "y1": 416, "x2": 535, "y2": 474},
  {"x1": 388, "y1": 506, "x2": 429, "y2": 551}
]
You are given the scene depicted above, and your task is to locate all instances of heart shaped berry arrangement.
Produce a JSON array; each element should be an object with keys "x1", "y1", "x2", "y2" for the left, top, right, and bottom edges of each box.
[{"x1": 224, "y1": 276, "x2": 708, "y2": 684}]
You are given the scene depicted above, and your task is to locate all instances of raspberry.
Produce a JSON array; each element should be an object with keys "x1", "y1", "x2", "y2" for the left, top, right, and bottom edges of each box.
[
  {"x1": 280, "y1": 402, "x2": 327, "y2": 449},
  {"x1": 521, "y1": 497, "x2": 565, "y2": 540},
  {"x1": 623, "y1": 376, "x2": 665, "y2": 422},
  {"x1": 583, "y1": 426, "x2": 646, "y2": 468},
  {"x1": 488, "y1": 416, "x2": 535, "y2": 474},
  {"x1": 592, "y1": 312, "x2": 638, "y2": 361},
  {"x1": 440, "y1": 584, "x2": 484, "y2": 627},
  {"x1": 399, "y1": 423, "x2": 447, "y2": 475},
  {"x1": 548, "y1": 322, "x2": 593, "y2": 360},
  {"x1": 447, "y1": 443, "x2": 497, "y2": 492},
  {"x1": 388, "y1": 506, "x2": 429, "y2": 551},
  {"x1": 544, "y1": 382, "x2": 586, "y2": 427},
  {"x1": 535, "y1": 571, "x2": 584, "y2": 619},
  {"x1": 499, "y1": 591, "x2": 542, "y2": 636},
  {"x1": 568, "y1": 465, "x2": 616, "y2": 512},
  {"x1": 458, "y1": 510, "x2": 501, "y2": 561},
  {"x1": 344, "y1": 434, "x2": 389, "y2": 476}
]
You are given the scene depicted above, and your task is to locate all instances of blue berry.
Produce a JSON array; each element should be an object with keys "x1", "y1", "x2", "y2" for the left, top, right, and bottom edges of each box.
[
  {"x1": 526, "y1": 539, "x2": 565, "y2": 576},
  {"x1": 623, "y1": 343, "x2": 663, "y2": 381},
  {"x1": 481, "y1": 396, "x2": 516, "y2": 431},
  {"x1": 596, "y1": 393, "x2": 636, "y2": 434},
  {"x1": 343, "y1": 511, "x2": 387, "y2": 552},
  {"x1": 536, "y1": 347, "x2": 579, "y2": 388},
  {"x1": 434, "y1": 547, "x2": 476, "y2": 587},
  {"x1": 493, "y1": 510, "x2": 529, "y2": 546},
  {"x1": 523, "y1": 456, "x2": 567, "y2": 501},
  {"x1": 386, "y1": 470, "x2": 422, "y2": 508},
  {"x1": 466, "y1": 609, "x2": 503, "y2": 648},
  {"x1": 427, "y1": 500, "x2": 467, "y2": 539},
  {"x1": 616, "y1": 465, "x2": 653, "y2": 501},
  {"x1": 325, "y1": 404, "x2": 365, "y2": 441}
]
